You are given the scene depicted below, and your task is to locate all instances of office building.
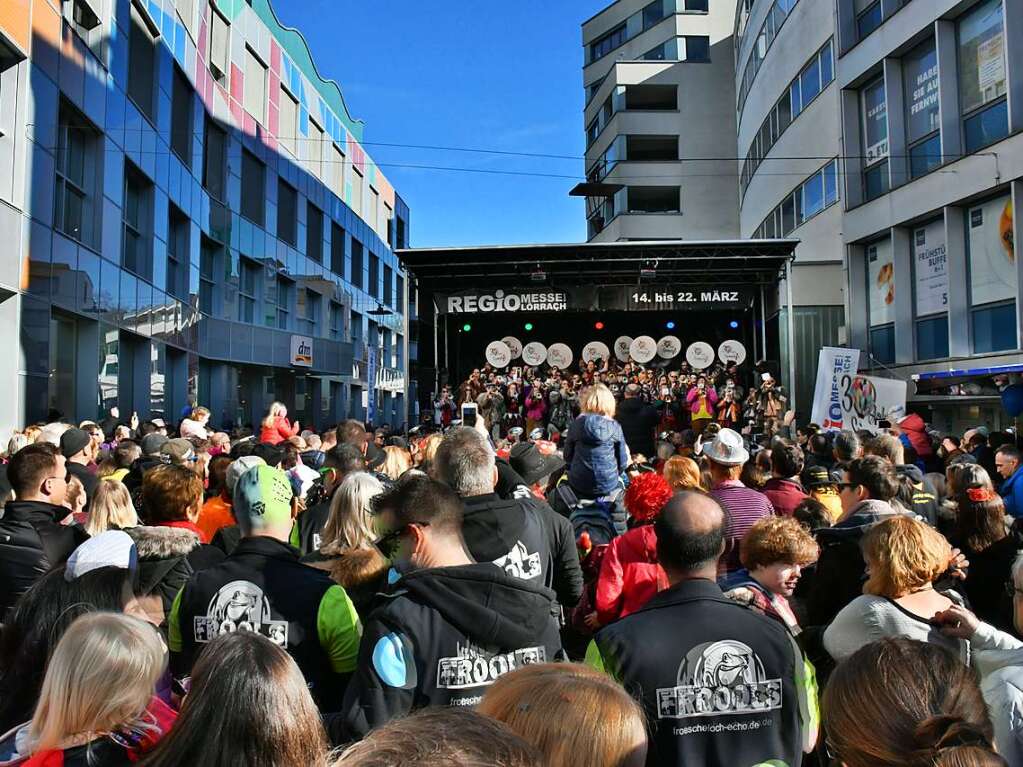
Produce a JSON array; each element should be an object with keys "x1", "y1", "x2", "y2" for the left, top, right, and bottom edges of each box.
[
  {"x1": 0, "y1": 0, "x2": 410, "y2": 434},
  {"x1": 583, "y1": 0, "x2": 1023, "y2": 427}
]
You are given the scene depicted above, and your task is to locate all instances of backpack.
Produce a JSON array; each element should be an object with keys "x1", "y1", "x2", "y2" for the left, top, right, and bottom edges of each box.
[{"x1": 569, "y1": 505, "x2": 618, "y2": 548}]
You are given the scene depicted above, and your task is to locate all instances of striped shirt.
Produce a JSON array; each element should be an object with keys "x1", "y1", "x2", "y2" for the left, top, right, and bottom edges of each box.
[{"x1": 710, "y1": 479, "x2": 776, "y2": 574}]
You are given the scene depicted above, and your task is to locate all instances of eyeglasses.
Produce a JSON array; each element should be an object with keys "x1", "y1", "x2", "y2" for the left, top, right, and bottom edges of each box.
[
  {"x1": 373, "y1": 521, "x2": 430, "y2": 558},
  {"x1": 835, "y1": 482, "x2": 858, "y2": 491}
]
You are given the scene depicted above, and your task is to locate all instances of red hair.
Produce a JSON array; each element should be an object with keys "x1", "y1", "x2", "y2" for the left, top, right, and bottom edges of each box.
[{"x1": 624, "y1": 472, "x2": 673, "y2": 522}]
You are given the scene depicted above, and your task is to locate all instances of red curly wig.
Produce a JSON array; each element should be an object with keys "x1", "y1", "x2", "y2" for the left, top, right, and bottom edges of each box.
[{"x1": 624, "y1": 472, "x2": 674, "y2": 522}]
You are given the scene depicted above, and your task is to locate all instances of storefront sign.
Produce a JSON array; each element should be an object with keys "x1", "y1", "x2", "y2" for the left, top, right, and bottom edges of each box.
[
  {"x1": 290, "y1": 335, "x2": 313, "y2": 368},
  {"x1": 810, "y1": 347, "x2": 861, "y2": 429},
  {"x1": 436, "y1": 286, "x2": 751, "y2": 314}
]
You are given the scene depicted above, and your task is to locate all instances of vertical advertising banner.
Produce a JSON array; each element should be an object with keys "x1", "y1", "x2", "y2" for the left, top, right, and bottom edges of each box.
[
  {"x1": 367, "y1": 346, "x2": 378, "y2": 426},
  {"x1": 968, "y1": 195, "x2": 1016, "y2": 305},
  {"x1": 810, "y1": 347, "x2": 862, "y2": 429},
  {"x1": 913, "y1": 220, "x2": 948, "y2": 317},
  {"x1": 867, "y1": 239, "x2": 895, "y2": 326}
]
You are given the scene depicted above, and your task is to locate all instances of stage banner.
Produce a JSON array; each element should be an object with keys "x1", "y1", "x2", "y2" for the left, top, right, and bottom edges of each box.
[
  {"x1": 810, "y1": 347, "x2": 861, "y2": 429},
  {"x1": 435, "y1": 285, "x2": 752, "y2": 314}
]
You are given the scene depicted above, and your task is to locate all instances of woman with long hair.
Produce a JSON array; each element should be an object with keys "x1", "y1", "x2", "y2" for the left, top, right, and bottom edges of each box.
[
  {"x1": 824, "y1": 638, "x2": 1005, "y2": 767},
  {"x1": 140, "y1": 632, "x2": 331, "y2": 767},
  {"x1": 7, "y1": 612, "x2": 170, "y2": 765},
  {"x1": 379, "y1": 445, "x2": 412, "y2": 481},
  {"x1": 824, "y1": 515, "x2": 968, "y2": 663},
  {"x1": 258, "y1": 401, "x2": 300, "y2": 446},
  {"x1": 478, "y1": 663, "x2": 646, "y2": 767},
  {"x1": 304, "y1": 472, "x2": 387, "y2": 614},
  {"x1": 951, "y1": 485, "x2": 1022, "y2": 633},
  {"x1": 0, "y1": 560, "x2": 141, "y2": 733},
  {"x1": 86, "y1": 480, "x2": 139, "y2": 536}
]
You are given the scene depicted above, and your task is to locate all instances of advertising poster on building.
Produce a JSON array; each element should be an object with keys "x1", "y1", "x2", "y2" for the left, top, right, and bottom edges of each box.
[
  {"x1": 914, "y1": 220, "x2": 948, "y2": 317},
  {"x1": 905, "y1": 42, "x2": 940, "y2": 141},
  {"x1": 968, "y1": 195, "x2": 1016, "y2": 305},
  {"x1": 862, "y1": 81, "x2": 889, "y2": 165},
  {"x1": 366, "y1": 346, "x2": 378, "y2": 426},
  {"x1": 977, "y1": 34, "x2": 1005, "y2": 100},
  {"x1": 867, "y1": 239, "x2": 895, "y2": 326}
]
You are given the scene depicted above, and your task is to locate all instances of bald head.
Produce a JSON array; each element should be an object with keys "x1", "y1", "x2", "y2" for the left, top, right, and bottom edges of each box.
[{"x1": 654, "y1": 490, "x2": 726, "y2": 579}]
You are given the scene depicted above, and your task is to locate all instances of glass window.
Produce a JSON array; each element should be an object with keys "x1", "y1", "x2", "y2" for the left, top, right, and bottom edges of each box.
[
  {"x1": 306, "y1": 203, "x2": 323, "y2": 263},
  {"x1": 167, "y1": 205, "x2": 189, "y2": 301},
  {"x1": 904, "y1": 40, "x2": 940, "y2": 143},
  {"x1": 867, "y1": 238, "x2": 896, "y2": 327},
  {"x1": 307, "y1": 119, "x2": 324, "y2": 179},
  {"x1": 331, "y1": 222, "x2": 346, "y2": 276},
  {"x1": 972, "y1": 303, "x2": 1017, "y2": 353},
  {"x1": 208, "y1": 6, "x2": 229, "y2": 81},
  {"x1": 330, "y1": 145, "x2": 345, "y2": 199},
  {"x1": 122, "y1": 162, "x2": 152, "y2": 281},
  {"x1": 790, "y1": 81, "x2": 802, "y2": 117},
  {"x1": 781, "y1": 195, "x2": 796, "y2": 234},
  {"x1": 958, "y1": 0, "x2": 1006, "y2": 114},
  {"x1": 351, "y1": 238, "x2": 364, "y2": 289},
  {"x1": 916, "y1": 317, "x2": 949, "y2": 360},
  {"x1": 240, "y1": 150, "x2": 264, "y2": 225},
  {"x1": 590, "y1": 24, "x2": 627, "y2": 61},
  {"x1": 909, "y1": 133, "x2": 942, "y2": 179},
  {"x1": 800, "y1": 55, "x2": 821, "y2": 108},
  {"x1": 684, "y1": 36, "x2": 710, "y2": 62},
  {"x1": 278, "y1": 88, "x2": 298, "y2": 156},
  {"x1": 329, "y1": 301, "x2": 343, "y2": 340},
  {"x1": 856, "y1": 0, "x2": 882, "y2": 40},
  {"x1": 199, "y1": 239, "x2": 216, "y2": 316},
  {"x1": 870, "y1": 325, "x2": 895, "y2": 365},
  {"x1": 351, "y1": 167, "x2": 363, "y2": 215},
  {"x1": 202, "y1": 117, "x2": 227, "y2": 201},
  {"x1": 277, "y1": 180, "x2": 297, "y2": 246},
  {"x1": 685, "y1": 0, "x2": 708, "y2": 10},
  {"x1": 54, "y1": 102, "x2": 97, "y2": 248},
  {"x1": 801, "y1": 168, "x2": 824, "y2": 221},
  {"x1": 967, "y1": 195, "x2": 1016, "y2": 306},
  {"x1": 383, "y1": 264, "x2": 393, "y2": 306},
  {"x1": 368, "y1": 253, "x2": 379, "y2": 299},
  {"x1": 964, "y1": 99, "x2": 1008, "y2": 152},
  {"x1": 820, "y1": 41, "x2": 833, "y2": 86},
  {"x1": 642, "y1": 1, "x2": 665, "y2": 30},
  {"x1": 823, "y1": 160, "x2": 838, "y2": 206},
  {"x1": 863, "y1": 161, "x2": 889, "y2": 201},
  {"x1": 127, "y1": 6, "x2": 156, "y2": 121},
  {"x1": 243, "y1": 47, "x2": 266, "y2": 124},
  {"x1": 170, "y1": 67, "x2": 192, "y2": 167}
]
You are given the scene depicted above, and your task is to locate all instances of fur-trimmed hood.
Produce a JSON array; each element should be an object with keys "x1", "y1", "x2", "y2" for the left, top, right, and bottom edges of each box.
[
  {"x1": 328, "y1": 546, "x2": 389, "y2": 590},
  {"x1": 125, "y1": 524, "x2": 201, "y2": 559}
]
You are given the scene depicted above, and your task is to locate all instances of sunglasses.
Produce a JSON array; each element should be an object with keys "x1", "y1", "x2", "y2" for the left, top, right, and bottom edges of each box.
[
  {"x1": 835, "y1": 482, "x2": 859, "y2": 490},
  {"x1": 373, "y1": 521, "x2": 431, "y2": 558}
]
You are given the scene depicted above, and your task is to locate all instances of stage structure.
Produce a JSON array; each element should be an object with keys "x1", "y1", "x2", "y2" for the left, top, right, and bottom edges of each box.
[{"x1": 397, "y1": 240, "x2": 798, "y2": 412}]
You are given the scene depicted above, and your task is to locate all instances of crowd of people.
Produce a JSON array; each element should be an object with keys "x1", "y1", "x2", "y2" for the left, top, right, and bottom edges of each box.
[{"x1": 1, "y1": 370, "x2": 1023, "y2": 766}]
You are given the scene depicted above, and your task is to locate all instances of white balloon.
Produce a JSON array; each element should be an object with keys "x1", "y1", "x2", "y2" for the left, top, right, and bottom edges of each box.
[
  {"x1": 501, "y1": 336, "x2": 523, "y2": 359},
  {"x1": 614, "y1": 336, "x2": 634, "y2": 362},
  {"x1": 522, "y1": 342, "x2": 548, "y2": 367},
  {"x1": 686, "y1": 342, "x2": 715, "y2": 370},
  {"x1": 656, "y1": 336, "x2": 682, "y2": 359},
  {"x1": 630, "y1": 336, "x2": 657, "y2": 364},
  {"x1": 548, "y1": 343, "x2": 574, "y2": 370},
  {"x1": 582, "y1": 341, "x2": 610, "y2": 364},
  {"x1": 485, "y1": 341, "x2": 512, "y2": 368},
  {"x1": 718, "y1": 340, "x2": 747, "y2": 365}
]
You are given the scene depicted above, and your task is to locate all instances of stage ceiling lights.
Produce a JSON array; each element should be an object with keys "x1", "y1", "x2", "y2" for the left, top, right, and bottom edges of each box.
[
  {"x1": 729, "y1": 320, "x2": 740, "y2": 329},
  {"x1": 594, "y1": 321, "x2": 605, "y2": 330},
  {"x1": 462, "y1": 323, "x2": 472, "y2": 332},
  {"x1": 524, "y1": 322, "x2": 534, "y2": 332},
  {"x1": 665, "y1": 321, "x2": 676, "y2": 330}
]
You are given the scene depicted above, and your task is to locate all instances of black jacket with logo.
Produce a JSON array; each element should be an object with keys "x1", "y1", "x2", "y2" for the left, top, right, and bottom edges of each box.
[
  {"x1": 334, "y1": 563, "x2": 564, "y2": 743},
  {"x1": 590, "y1": 579, "x2": 812, "y2": 767},
  {"x1": 0, "y1": 500, "x2": 88, "y2": 619},
  {"x1": 168, "y1": 536, "x2": 361, "y2": 708},
  {"x1": 461, "y1": 493, "x2": 582, "y2": 608}
]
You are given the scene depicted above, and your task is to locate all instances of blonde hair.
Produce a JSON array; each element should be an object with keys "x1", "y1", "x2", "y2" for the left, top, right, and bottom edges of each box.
[
  {"x1": 478, "y1": 663, "x2": 646, "y2": 767},
  {"x1": 28, "y1": 613, "x2": 165, "y2": 752},
  {"x1": 320, "y1": 472, "x2": 385, "y2": 555},
  {"x1": 580, "y1": 384, "x2": 616, "y2": 418},
  {"x1": 419, "y1": 433, "x2": 444, "y2": 466},
  {"x1": 663, "y1": 455, "x2": 704, "y2": 491},
  {"x1": 740, "y1": 516, "x2": 819, "y2": 570},
  {"x1": 380, "y1": 446, "x2": 412, "y2": 481},
  {"x1": 863, "y1": 515, "x2": 952, "y2": 598},
  {"x1": 64, "y1": 475, "x2": 86, "y2": 514},
  {"x1": 190, "y1": 406, "x2": 210, "y2": 421},
  {"x1": 262, "y1": 401, "x2": 287, "y2": 428},
  {"x1": 7, "y1": 433, "x2": 29, "y2": 458},
  {"x1": 86, "y1": 481, "x2": 139, "y2": 536}
]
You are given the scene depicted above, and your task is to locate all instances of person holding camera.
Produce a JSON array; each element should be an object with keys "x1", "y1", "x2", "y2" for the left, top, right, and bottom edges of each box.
[{"x1": 685, "y1": 374, "x2": 718, "y2": 436}]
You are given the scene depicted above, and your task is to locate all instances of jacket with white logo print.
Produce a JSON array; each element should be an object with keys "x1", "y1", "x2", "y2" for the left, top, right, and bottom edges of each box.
[
  {"x1": 587, "y1": 578, "x2": 817, "y2": 767},
  {"x1": 332, "y1": 563, "x2": 564, "y2": 744},
  {"x1": 167, "y1": 536, "x2": 361, "y2": 709},
  {"x1": 460, "y1": 492, "x2": 583, "y2": 608}
]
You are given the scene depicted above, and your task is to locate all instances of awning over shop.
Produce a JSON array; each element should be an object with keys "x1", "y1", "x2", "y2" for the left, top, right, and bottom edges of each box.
[{"x1": 913, "y1": 362, "x2": 1023, "y2": 392}]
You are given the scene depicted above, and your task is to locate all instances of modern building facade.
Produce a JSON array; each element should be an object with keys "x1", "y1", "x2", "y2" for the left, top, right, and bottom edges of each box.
[
  {"x1": 582, "y1": 0, "x2": 740, "y2": 242},
  {"x1": 0, "y1": 0, "x2": 410, "y2": 435},
  {"x1": 583, "y1": 0, "x2": 1023, "y2": 427}
]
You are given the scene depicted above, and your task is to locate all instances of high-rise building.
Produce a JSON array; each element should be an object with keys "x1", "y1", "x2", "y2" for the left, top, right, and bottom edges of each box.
[
  {"x1": 583, "y1": 0, "x2": 1023, "y2": 428},
  {"x1": 0, "y1": 0, "x2": 410, "y2": 434}
]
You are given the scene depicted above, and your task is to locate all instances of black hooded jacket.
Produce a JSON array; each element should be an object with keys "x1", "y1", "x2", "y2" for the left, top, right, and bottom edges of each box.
[
  {"x1": 335, "y1": 563, "x2": 564, "y2": 742},
  {"x1": 0, "y1": 500, "x2": 88, "y2": 619},
  {"x1": 460, "y1": 492, "x2": 583, "y2": 608}
]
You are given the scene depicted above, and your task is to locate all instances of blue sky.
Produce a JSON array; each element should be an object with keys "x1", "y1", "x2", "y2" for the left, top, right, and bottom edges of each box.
[{"x1": 274, "y1": 1, "x2": 610, "y2": 248}]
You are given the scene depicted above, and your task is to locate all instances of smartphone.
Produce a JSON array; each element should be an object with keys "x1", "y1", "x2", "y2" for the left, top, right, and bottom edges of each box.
[{"x1": 461, "y1": 402, "x2": 478, "y2": 427}]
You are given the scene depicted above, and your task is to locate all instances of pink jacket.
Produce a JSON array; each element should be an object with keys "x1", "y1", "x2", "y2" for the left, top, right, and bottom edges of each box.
[
  {"x1": 685, "y1": 385, "x2": 718, "y2": 418},
  {"x1": 525, "y1": 394, "x2": 547, "y2": 422}
]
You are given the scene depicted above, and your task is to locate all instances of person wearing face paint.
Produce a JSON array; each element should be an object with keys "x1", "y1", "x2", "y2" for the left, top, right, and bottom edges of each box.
[
  {"x1": 719, "y1": 516, "x2": 819, "y2": 635},
  {"x1": 332, "y1": 475, "x2": 564, "y2": 744}
]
